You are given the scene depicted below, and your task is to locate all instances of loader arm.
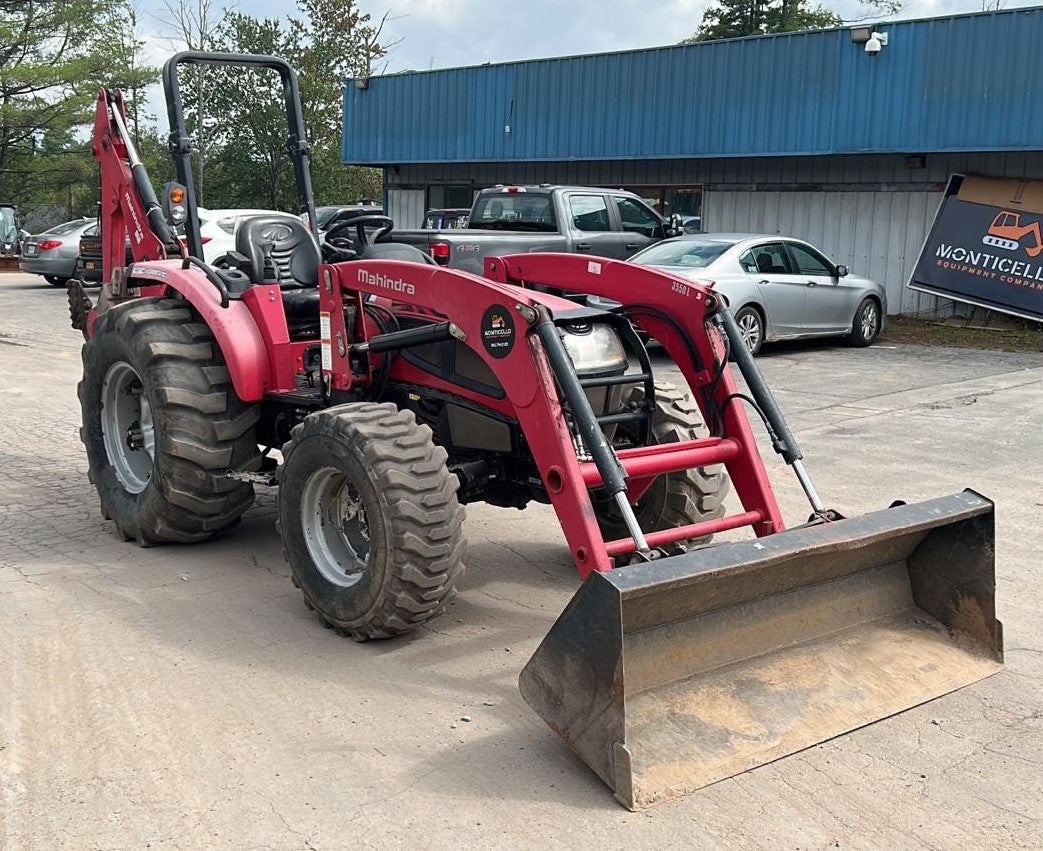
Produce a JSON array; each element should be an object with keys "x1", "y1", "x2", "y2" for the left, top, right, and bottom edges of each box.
[
  {"x1": 91, "y1": 88, "x2": 179, "y2": 283},
  {"x1": 321, "y1": 255, "x2": 785, "y2": 577}
]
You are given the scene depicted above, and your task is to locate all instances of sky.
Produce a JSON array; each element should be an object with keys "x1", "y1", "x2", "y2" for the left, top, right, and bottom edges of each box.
[{"x1": 135, "y1": 0, "x2": 1032, "y2": 76}]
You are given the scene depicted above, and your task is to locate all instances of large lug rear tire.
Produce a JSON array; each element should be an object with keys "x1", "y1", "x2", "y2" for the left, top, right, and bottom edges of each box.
[
  {"x1": 79, "y1": 298, "x2": 261, "y2": 544},
  {"x1": 596, "y1": 382, "x2": 730, "y2": 552},
  {"x1": 279, "y1": 403, "x2": 466, "y2": 641}
]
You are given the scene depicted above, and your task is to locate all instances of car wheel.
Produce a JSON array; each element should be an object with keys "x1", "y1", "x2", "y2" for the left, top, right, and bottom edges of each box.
[
  {"x1": 846, "y1": 298, "x2": 881, "y2": 347},
  {"x1": 733, "y1": 306, "x2": 764, "y2": 356},
  {"x1": 45, "y1": 275, "x2": 69, "y2": 287}
]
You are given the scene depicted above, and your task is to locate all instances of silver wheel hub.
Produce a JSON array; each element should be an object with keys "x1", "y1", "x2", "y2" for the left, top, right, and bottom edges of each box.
[
  {"x1": 300, "y1": 467, "x2": 371, "y2": 587},
  {"x1": 737, "y1": 312, "x2": 761, "y2": 352},
  {"x1": 861, "y1": 303, "x2": 879, "y2": 340},
  {"x1": 101, "y1": 361, "x2": 154, "y2": 494}
]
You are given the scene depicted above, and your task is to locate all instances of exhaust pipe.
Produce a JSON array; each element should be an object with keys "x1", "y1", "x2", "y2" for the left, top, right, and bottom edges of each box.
[{"x1": 520, "y1": 491, "x2": 1002, "y2": 810}]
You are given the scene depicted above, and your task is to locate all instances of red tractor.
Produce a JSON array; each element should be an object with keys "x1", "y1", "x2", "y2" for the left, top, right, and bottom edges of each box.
[{"x1": 70, "y1": 52, "x2": 1003, "y2": 810}]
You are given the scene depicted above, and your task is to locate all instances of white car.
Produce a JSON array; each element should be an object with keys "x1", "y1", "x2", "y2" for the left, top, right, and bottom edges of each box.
[{"x1": 192, "y1": 208, "x2": 301, "y2": 263}]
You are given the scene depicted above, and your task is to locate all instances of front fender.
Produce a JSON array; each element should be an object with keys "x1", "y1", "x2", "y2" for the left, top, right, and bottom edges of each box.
[{"x1": 129, "y1": 260, "x2": 272, "y2": 401}]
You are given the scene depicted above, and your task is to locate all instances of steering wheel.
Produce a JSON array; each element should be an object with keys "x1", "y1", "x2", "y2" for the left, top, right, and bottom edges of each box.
[{"x1": 324, "y1": 214, "x2": 395, "y2": 250}]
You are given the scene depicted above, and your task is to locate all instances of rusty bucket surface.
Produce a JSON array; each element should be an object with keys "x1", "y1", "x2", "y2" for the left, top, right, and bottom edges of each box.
[{"x1": 519, "y1": 491, "x2": 1003, "y2": 810}]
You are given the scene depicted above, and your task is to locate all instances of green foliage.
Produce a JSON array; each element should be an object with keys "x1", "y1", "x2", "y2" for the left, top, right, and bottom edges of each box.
[
  {"x1": 1, "y1": 0, "x2": 383, "y2": 223},
  {"x1": 197, "y1": 0, "x2": 385, "y2": 211},
  {"x1": 685, "y1": 0, "x2": 901, "y2": 42},
  {"x1": 0, "y1": 0, "x2": 158, "y2": 217}
]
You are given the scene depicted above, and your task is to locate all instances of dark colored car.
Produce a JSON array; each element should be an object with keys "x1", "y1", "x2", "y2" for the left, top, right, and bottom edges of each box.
[
  {"x1": 75, "y1": 222, "x2": 133, "y2": 285},
  {"x1": 315, "y1": 203, "x2": 383, "y2": 235}
]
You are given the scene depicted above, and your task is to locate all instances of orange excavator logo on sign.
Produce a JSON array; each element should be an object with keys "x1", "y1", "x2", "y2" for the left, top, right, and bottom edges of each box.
[{"x1": 983, "y1": 211, "x2": 1043, "y2": 258}]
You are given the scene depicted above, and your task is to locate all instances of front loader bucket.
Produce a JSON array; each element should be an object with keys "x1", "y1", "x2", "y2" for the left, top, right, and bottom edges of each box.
[{"x1": 520, "y1": 491, "x2": 1003, "y2": 810}]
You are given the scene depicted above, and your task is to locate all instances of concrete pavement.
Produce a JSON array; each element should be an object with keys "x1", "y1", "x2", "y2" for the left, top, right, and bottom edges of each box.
[{"x1": 1, "y1": 271, "x2": 1040, "y2": 848}]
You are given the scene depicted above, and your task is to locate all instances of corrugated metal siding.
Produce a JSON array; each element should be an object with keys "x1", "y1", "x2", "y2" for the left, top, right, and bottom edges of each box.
[
  {"x1": 344, "y1": 8, "x2": 1043, "y2": 165},
  {"x1": 385, "y1": 152, "x2": 1043, "y2": 189},
  {"x1": 703, "y1": 190, "x2": 943, "y2": 316},
  {"x1": 387, "y1": 189, "x2": 426, "y2": 229},
  {"x1": 382, "y1": 151, "x2": 1043, "y2": 317}
]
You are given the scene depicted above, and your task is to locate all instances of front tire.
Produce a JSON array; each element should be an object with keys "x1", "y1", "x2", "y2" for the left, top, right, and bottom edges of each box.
[
  {"x1": 279, "y1": 403, "x2": 466, "y2": 640},
  {"x1": 79, "y1": 298, "x2": 261, "y2": 544},
  {"x1": 596, "y1": 383, "x2": 730, "y2": 552},
  {"x1": 46, "y1": 275, "x2": 68, "y2": 287},
  {"x1": 847, "y1": 297, "x2": 881, "y2": 347}
]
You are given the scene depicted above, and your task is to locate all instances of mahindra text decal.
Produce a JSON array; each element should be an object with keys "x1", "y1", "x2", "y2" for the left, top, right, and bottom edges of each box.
[
  {"x1": 123, "y1": 191, "x2": 144, "y2": 244},
  {"x1": 356, "y1": 268, "x2": 416, "y2": 296},
  {"x1": 910, "y1": 175, "x2": 1043, "y2": 322}
]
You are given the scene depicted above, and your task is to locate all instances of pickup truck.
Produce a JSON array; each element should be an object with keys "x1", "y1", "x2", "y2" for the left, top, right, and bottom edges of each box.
[{"x1": 387, "y1": 185, "x2": 680, "y2": 275}]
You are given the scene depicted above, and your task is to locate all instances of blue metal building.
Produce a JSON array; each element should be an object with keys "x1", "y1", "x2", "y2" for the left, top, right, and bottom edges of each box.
[{"x1": 343, "y1": 8, "x2": 1043, "y2": 315}]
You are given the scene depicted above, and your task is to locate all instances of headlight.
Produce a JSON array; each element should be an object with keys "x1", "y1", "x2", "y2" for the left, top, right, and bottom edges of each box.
[{"x1": 561, "y1": 323, "x2": 627, "y2": 376}]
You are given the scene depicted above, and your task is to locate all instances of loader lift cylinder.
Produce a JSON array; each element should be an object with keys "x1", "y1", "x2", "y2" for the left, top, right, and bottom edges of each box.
[{"x1": 715, "y1": 306, "x2": 827, "y2": 515}]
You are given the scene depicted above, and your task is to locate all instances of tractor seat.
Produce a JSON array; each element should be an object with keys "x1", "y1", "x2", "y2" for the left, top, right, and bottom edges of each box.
[
  {"x1": 236, "y1": 216, "x2": 320, "y2": 288},
  {"x1": 236, "y1": 216, "x2": 321, "y2": 336}
]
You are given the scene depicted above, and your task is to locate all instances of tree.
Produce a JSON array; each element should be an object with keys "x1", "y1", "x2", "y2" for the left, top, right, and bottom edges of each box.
[
  {"x1": 159, "y1": 0, "x2": 231, "y2": 205},
  {"x1": 199, "y1": 0, "x2": 387, "y2": 211},
  {"x1": 685, "y1": 0, "x2": 900, "y2": 43},
  {"x1": 206, "y1": 12, "x2": 295, "y2": 209},
  {"x1": 93, "y1": 1, "x2": 161, "y2": 148},
  {"x1": 0, "y1": 0, "x2": 121, "y2": 201},
  {"x1": 0, "y1": 0, "x2": 161, "y2": 220}
]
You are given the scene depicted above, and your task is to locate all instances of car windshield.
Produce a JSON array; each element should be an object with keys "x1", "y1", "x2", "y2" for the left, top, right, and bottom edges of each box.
[
  {"x1": 632, "y1": 238, "x2": 737, "y2": 268},
  {"x1": 315, "y1": 206, "x2": 340, "y2": 229},
  {"x1": 469, "y1": 193, "x2": 556, "y2": 232}
]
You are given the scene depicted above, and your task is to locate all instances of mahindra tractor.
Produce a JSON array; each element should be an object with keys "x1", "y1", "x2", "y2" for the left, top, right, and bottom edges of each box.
[{"x1": 69, "y1": 52, "x2": 1004, "y2": 810}]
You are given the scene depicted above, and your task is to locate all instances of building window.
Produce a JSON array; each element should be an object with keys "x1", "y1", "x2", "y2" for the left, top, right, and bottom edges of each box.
[{"x1": 427, "y1": 184, "x2": 472, "y2": 210}]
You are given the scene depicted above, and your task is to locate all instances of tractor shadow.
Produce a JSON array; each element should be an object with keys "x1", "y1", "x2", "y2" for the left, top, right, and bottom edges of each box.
[{"x1": 13, "y1": 472, "x2": 583, "y2": 696}]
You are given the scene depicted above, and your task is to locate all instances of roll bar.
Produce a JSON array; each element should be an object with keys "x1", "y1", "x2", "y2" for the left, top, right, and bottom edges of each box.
[{"x1": 162, "y1": 51, "x2": 318, "y2": 260}]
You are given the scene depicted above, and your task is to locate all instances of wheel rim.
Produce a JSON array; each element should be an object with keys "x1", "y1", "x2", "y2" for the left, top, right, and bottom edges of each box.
[
  {"x1": 861, "y1": 303, "x2": 879, "y2": 341},
  {"x1": 737, "y1": 311, "x2": 761, "y2": 352},
  {"x1": 100, "y1": 361, "x2": 154, "y2": 494},
  {"x1": 300, "y1": 467, "x2": 371, "y2": 587}
]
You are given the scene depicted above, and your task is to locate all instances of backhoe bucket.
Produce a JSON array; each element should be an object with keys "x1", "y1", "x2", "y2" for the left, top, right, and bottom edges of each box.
[{"x1": 520, "y1": 491, "x2": 1003, "y2": 810}]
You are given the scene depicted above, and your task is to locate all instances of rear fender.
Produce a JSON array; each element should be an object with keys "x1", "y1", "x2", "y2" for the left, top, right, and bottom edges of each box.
[{"x1": 129, "y1": 260, "x2": 272, "y2": 401}]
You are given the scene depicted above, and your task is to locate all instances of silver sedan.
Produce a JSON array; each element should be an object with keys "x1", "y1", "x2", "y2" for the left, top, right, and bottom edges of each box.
[
  {"x1": 18, "y1": 218, "x2": 94, "y2": 287},
  {"x1": 629, "y1": 234, "x2": 887, "y2": 355}
]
